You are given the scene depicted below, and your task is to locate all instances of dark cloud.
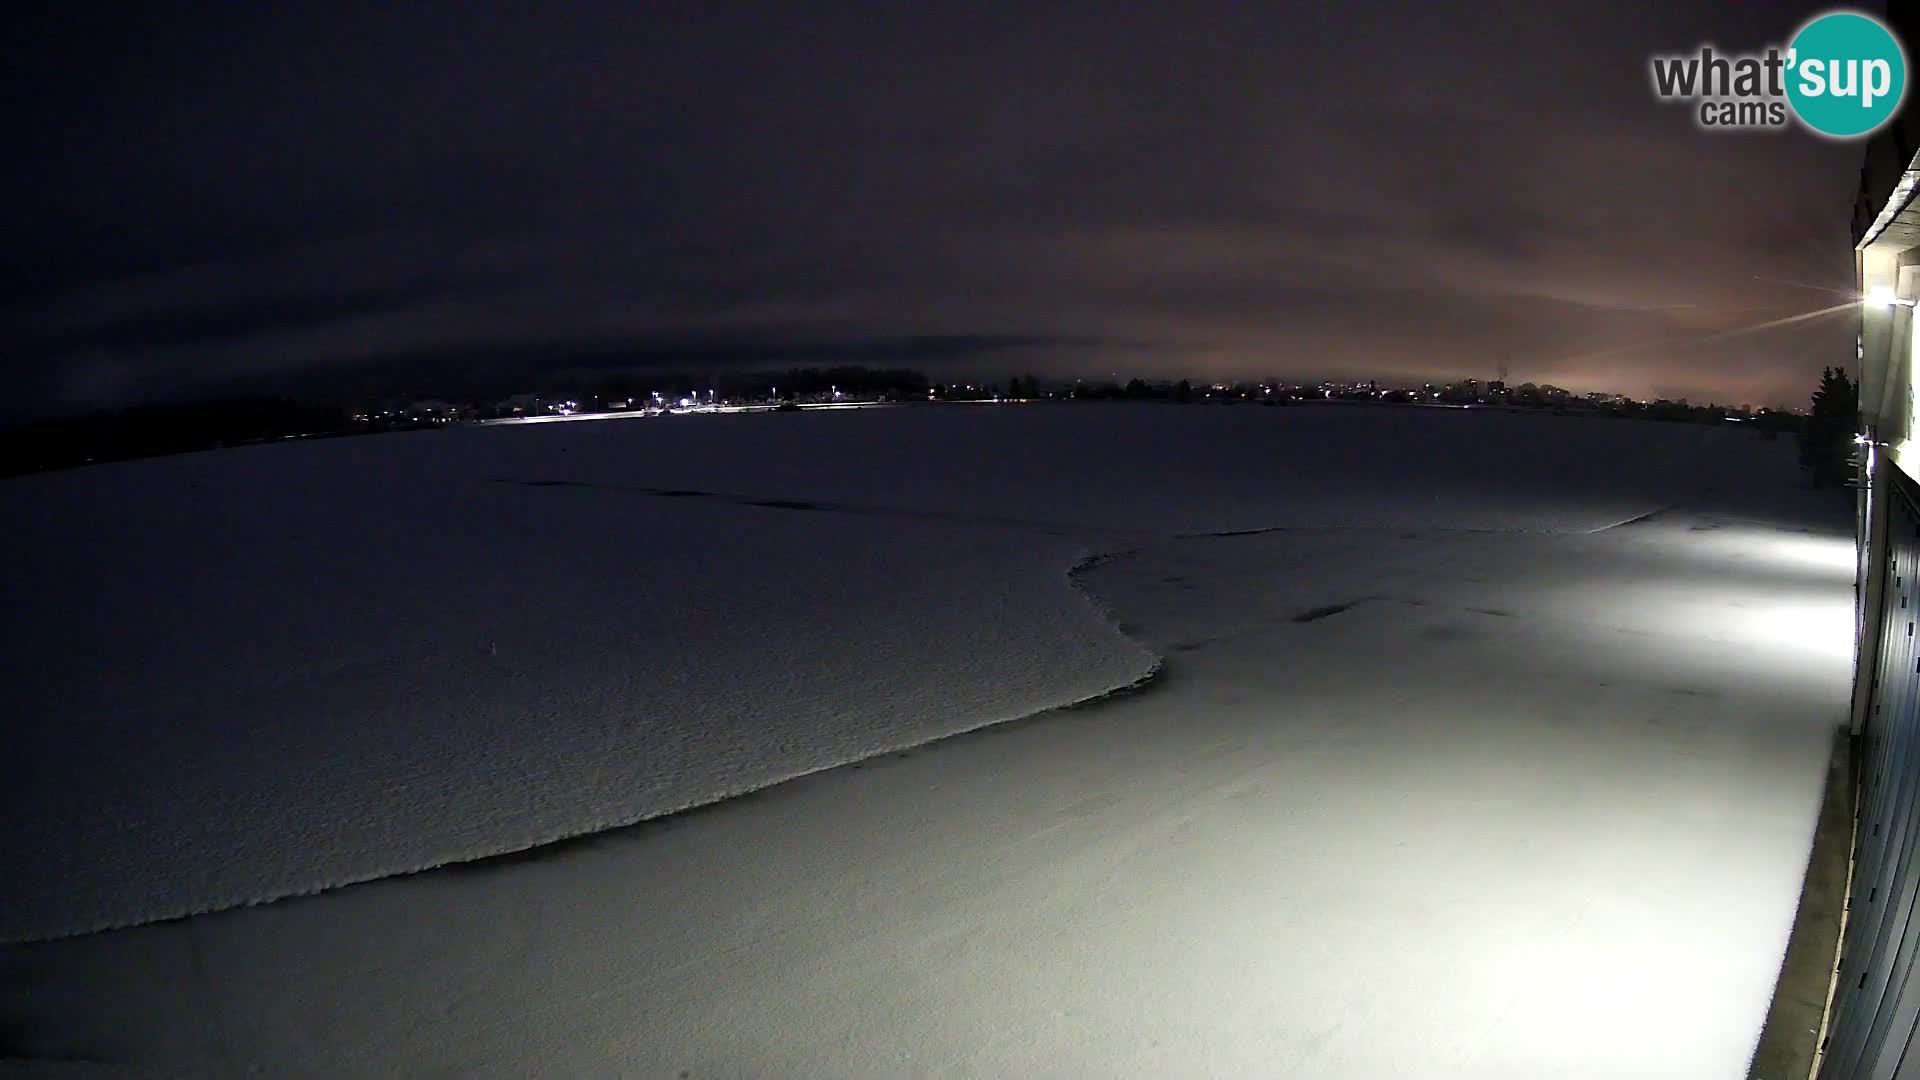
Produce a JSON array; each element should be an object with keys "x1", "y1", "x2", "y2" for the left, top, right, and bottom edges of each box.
[
  {"x1": 2, "y1": 1, "x2": 1868, "y2": 415},
  {"x1": 21, "y1": 281, "x2": 457, "y2": 357}
]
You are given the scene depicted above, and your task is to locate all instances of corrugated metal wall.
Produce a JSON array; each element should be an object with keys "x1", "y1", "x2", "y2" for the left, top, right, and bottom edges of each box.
[{"x1": 1823, "y1": 479, "x2": 1920, "y2": 1079}]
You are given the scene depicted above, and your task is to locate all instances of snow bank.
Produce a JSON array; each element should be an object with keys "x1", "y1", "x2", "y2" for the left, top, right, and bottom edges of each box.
[
  {"x1": 0, "y1": 437, "x2": 1852, "y2": 1077},
  {"x1": 0, "y1": 405, "x2": 1763, "y2": 942},
  {"x1": 0, "y1": 441, "x2": 1152, "y2": 941}
]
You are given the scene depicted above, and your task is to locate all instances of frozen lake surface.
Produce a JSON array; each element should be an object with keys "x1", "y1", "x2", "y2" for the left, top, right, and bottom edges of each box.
[{"x1": 1, "y1": 405, "x2": 1853, "y2": 1077}]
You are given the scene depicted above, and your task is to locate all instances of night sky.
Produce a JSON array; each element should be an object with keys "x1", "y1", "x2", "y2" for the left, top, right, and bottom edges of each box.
[{"x1": 5, "y1": 2, "x2": 1871, "y2": 417}]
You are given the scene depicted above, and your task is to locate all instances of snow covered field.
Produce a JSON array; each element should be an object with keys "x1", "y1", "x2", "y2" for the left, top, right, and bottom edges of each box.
[
  {"x1": 0, "y1": 419, "x2": 1163, "y2": 942},
  {"x1": 1, "y1": 405, "x2": 1854, "y2": 1076}
]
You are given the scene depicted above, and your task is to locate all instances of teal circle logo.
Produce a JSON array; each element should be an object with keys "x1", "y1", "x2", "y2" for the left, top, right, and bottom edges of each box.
[{"x1": 1786, "y1": 11, "x2": 1907, "y2": 138}]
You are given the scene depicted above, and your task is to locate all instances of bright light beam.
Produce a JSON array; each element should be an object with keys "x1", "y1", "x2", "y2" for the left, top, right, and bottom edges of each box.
[
  {"x1": 1554, "y1": 301, "x2": 1857, "y2": 367},
  {"x1": 1751, "y1": 274, "x2": 1863, "y2": 299}
]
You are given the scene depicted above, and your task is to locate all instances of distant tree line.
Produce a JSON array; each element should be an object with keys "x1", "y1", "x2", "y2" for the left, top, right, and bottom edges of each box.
[
  {"x1": 0, "y1": 363, "x2": 1822, "y2": 478},
  {"x1": 0, "y1": 397, "x2": 357, "y2": 477},
  {"x1": 580, "y1": 365, "x2": 931, "y2": 407}
]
